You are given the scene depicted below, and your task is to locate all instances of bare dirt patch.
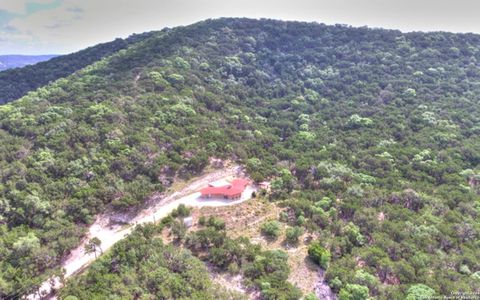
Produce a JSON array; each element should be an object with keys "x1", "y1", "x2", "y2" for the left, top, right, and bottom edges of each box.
[
  {"x1": 287, "y1": 243, "x2": 319, "y2": 294},
  {"x1": 191, "y1": 198, "x2": 321, "y2": 296},
  {"x1": 191, "y1": 197, "x2": 280, "y2": 237},
  {"x1": 206, "y1": 264, "x2": 260, "y2": 300}
]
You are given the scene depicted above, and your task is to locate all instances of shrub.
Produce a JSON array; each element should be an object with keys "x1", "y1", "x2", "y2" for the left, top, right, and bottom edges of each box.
[
  {"x1": 167, "y1": 73, "x2": 185, "y2": 85},
  {"x1": 285, "y1": 226, "x2": 304, "y2": 244},
  {"x1": 405, "y1": 284, "x2": 436, "y2": 300},
  {"x1": 171, "y1": 221, "x2": 187, "y2": 241},
  {"x1": 308, "y1": 241, "x2": 331, "y2": 269},
  {"x1": 330, "y1": 277, "x2": 343, "y2": 291},
  {"x1": 227, "y1": 261, "x2": 240, "y2": 274},
  {"x1": 176, "y1": 204, "x2": 191, "y2": 217},
  {"x1": 174, "y1": 57, "x2": 191, "y2": 69},
  {"x1": 354, "y1": 270, "x2": 379, "y2": 294},
  {"x1": 347, "y1": 114, "x2": 373, "y2": 129},
  {"x1": 149, "y1": 71, "x2": 169, "y2": 90},
  {"x1": 296, "y1": 215, "x2": 306, "y2": 226},
  {"x1": 279, "y1": 211, "x2": 289, "y2": 222},
  {"x1": 338, "y1": 284, "x2": 369, "y2": 300},
  {"x1": 261, "y1": 220, "x2": 281, "y2": 239},
  {"x1": 304, "y1": 293, "x2": 318, "y2": 300},
  {"x1": 208, "y1": 216, "x2": 226, "y2": 230},
  {"x1": 161, "y1": 215, "x2": 174, "y2": 226}
]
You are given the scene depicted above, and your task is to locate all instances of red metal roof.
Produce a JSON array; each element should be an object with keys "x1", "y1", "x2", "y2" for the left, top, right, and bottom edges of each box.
[
  {"x1": 231, "y1": 178, "x2": 250, "y2": 187},
  {"x1": 200, "y1": 178, "x2": 250, "y2": 197}
]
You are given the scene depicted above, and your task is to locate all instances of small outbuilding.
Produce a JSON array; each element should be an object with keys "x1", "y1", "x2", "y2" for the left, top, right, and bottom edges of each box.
[{"x1": 183, "y1": 216, "x2": 193, "y2": 228}]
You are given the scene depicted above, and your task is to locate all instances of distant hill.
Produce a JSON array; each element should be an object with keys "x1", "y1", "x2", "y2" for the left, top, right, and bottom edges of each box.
[
  {"x1": 0, "y1": 32, "x2": 156, "y2": 104},
  {"x1": 0, "y1": 55, "x2": 58, "y2": 71}
]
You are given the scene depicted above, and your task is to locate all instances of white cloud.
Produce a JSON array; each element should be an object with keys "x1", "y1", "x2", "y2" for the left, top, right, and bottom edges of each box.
[
  {"x1": 2, "y1": 0, "x2": 215, "y2": 53},
  {"x1": 0, "y1": 0, "x2": 56, "y2": 14},
  {"x1": 0, "y1": 1, "x2": 26, "y2": 14}
]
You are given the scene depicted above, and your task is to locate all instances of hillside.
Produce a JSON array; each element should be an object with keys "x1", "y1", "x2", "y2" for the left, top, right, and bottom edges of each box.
[
  {"x1": 0, "y1": 18, "x2": 479, "y2": 299},
  {"x1": 0, "y1": 32, "x2": 155, "y2": 104},
  {"x1": 0, "y1": 55, "x2": 58, "y2": 72}
]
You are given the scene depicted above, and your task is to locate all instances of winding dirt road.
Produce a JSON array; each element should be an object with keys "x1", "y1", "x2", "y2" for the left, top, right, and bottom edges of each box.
[{"x1": 26, "y1": 165, "x2": 256, "y2": 299}]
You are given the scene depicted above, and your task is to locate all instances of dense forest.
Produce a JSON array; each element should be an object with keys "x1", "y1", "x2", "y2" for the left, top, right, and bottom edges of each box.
[{"x1": 0, "y1": 18, "x2": 479, "y2": 299}]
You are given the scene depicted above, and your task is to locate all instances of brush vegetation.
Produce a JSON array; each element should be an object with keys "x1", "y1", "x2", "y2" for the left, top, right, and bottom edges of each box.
[{"x1": 0, "y1": 18, "x2": 479, "y2": 299}]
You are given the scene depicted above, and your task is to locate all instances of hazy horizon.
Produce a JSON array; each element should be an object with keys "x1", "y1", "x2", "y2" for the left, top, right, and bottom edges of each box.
[{"x1": 1, "y1": 0, "x2": 480, "y2": 55}]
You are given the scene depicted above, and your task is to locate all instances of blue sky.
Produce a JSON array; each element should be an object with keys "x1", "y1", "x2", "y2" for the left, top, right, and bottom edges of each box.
[{"x1": 1, "y1": 0, "x2": 480, "y2": 55}]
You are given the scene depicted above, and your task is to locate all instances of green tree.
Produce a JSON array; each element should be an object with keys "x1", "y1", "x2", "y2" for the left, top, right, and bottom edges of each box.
[
  {"x1": 338, "y1": 284, "x2": 369, "y2": 300},
  {"x1": 261, "y1": 220, "x2": 281, "y2": 240},
  {"x1": 13, "y1": 232, "x2": 40, "y2": 254},
  {"x1": 84, "y1": 237, "x2": 102, "y2": 258},
  {"x1": 285, "y1": 226, "x2": 304, "y2": 245},
  {"x1": 308, "y1": 241, "x2": 331, "y2": 269},
  {"x1": 406, "y1": 284, "x2": 436, "y2": 300}
]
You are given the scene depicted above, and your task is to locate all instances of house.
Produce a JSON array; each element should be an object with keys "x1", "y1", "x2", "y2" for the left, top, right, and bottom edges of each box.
[{"x1": 200, "y1": 178, "x2": 250, "y2": 199}]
